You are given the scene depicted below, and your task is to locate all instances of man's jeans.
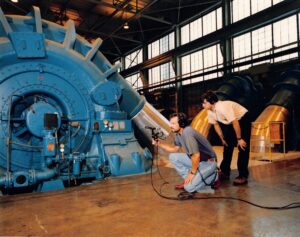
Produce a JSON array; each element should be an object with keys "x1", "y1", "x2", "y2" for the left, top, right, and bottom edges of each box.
[{"x1": 169, "y1": 153, "x2": 217, "y2": 192}]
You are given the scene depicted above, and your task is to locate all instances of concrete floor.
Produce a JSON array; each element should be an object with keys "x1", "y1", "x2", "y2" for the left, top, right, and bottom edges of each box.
[{"x1": 0, "y1": 149, "x2": 300, "y2": 237}]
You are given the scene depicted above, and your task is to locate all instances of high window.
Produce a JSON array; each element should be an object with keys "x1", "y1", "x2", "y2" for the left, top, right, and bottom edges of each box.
[
  {"x1": 232, "y1": 0, "x2": 286, "y2": 23},
  {"x1": 148, "y1": 32, "x2": 175, "y2": 59},
  {"x1": 148, "y1": 62, "x2": 176, "y2": 89},
  {"x1": 125, "y1": 73, "x2": 143, "y2": 90},
  {"x1": 181, "y1": 8, "x2": 222, "y2": 45},
  {"x1": 233, "y1": 14, "x2": 298, "y2": 71},
  {"x1": 125, "y1": 49, "x2": 143, "y2": 69},
  {"x1": 181, "y1": 44, "x2": 223, "y2": 85}
]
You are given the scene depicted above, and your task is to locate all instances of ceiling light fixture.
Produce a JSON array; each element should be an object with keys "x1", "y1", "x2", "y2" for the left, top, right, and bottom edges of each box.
[
  {"x1": 123, "y1": 22, "x2": 129, "y2": 30},
  {"x1": 11, "y1": 0, "x2": 19, "y2": 3},
  {"x1": 123, "y1": 8, "x2": 130, "y2": 30}
]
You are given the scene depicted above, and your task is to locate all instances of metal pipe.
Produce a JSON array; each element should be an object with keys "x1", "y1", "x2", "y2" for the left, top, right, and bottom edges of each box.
[
  {"x1": 6, "y1": 95, "x2": 23, "y2": 174},
  {"x1": 132, "y1": 102, "x2": 171, "y2": 142},
  {"x1": 0, "y1": 169, "x2": 56, "y2": 188},
  {"x1": 251, "y1": 69, "x2": 300, "y2": 153},
  {"x1": 251, "y1": 105, "x2": 289, "y2": 153},
  {"x1": 190, "y1": 109, "x2": 211, "y2": 138},
  {"x1": 35, "y1": 169, "x2": 57, "y2": 182}
]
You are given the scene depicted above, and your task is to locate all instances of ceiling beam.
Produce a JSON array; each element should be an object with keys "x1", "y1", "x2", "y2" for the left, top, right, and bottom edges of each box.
[
  {"x1": 40, "y1": 0, "x2": 53, "y2": 18},
  {"x1": 177, "y1": 0, "x2": 181, "y2": 23},
  {"x1": 84, "y1": 0, "x2": 126, "y2": 10},
  {"x1": 3, "y1": 0, "x2": 27, "y2": 14},
  {"x1": 110, "y1": 37, "x2": 122, "y2": 55},
  {"x1": 77, "y1": 28, "x2": 142, "y2": 44},
  {"x1": 90, "y1": 0, "x2": 131, "y2": 31},
  {"x1": 137, "y1": 18, "x2": 145, "y2": 41},
  {"x1": 140, "y1": 14, "x2": 172, "y2": 25},
  {"x1": 103, "y1": 0, "x2": 160, "y2": 41},
  {"x1": 117, "y1": 26, "x2": 170, "y2": 35},
  {"x1": 101, "y1": 50, "x2": 120, "y2": 56},
  {"x1": 146, "y1": 1, "x2": 219, "y2": 14}
]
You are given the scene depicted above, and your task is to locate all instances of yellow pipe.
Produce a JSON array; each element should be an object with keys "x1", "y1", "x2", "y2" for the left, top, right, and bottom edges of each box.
[
  {"x1": 251, "y1": 105, "x2": 288, "y2": 153},
  {"x1": 190, "y1": 109, "x2": 211, "y2": 138}
]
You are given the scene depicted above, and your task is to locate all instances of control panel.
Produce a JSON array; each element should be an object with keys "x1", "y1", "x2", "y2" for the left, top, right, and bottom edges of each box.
[{"x1": 94, "y1": 120, "x2": 132, "y2": 133}]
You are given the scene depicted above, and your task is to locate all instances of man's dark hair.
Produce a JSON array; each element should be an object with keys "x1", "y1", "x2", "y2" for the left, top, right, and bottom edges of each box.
[
  {"x1": 170, "y1": 112, "x2": 188, "y2": 128},
  {"x1": 201, "y1": 90, "x2": 219, "y2": 104}
]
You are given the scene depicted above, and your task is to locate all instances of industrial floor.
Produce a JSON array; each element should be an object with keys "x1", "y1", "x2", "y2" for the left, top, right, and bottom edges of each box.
[{"x1": 0, "y1": 148, "x2": 300, "y2": 237}]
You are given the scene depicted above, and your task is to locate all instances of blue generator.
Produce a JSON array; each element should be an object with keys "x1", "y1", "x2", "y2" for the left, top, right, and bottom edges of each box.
[{"x1": 0, "y1": 7, "x2": 170, "y2": 193}]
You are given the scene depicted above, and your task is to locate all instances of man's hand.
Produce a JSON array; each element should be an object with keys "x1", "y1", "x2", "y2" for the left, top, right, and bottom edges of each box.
[
  {"x1": 152, "y1": 139, "x2": 159, "y2": 146},
  {"x1": 237, "y1": 138, "x2": 247, "y2": 150},
  {"x1": 221, "y1": 137, "x2": 228, "y2": 147},
  {"x1": 184, "y1": 173, "x2": 195, "y2": 184}
]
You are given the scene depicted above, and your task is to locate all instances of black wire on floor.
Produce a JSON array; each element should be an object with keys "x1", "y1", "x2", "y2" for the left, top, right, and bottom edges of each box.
[{"x1": 150, "y1": 146, "x2": 300, "y2": 210}]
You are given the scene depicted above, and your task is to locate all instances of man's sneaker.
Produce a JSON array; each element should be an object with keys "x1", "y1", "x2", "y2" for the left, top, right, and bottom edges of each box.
[
  {"x1": 178, "y1": 191, "x2": 195, "y2": 200},
  {"x1": 219, "y1": 171, "x2": 230, "y2": 181},
  {"x1": 212, "y1": 179, "x2": 221, "y2": 189},
  {"x1": 233, "y1": 177, "x2": 248, "y2": 186},
  {"x1": 175, "y1": 183, "x2": 185, "y2": 190}
]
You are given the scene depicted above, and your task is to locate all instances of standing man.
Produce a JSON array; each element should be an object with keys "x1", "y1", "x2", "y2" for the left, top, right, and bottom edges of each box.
[
  {"x1": 153, "y1": 113, "x2": 218, "y2": 193},
  {"x1": 201, "y1": 90, "x2": 251, "y2": 185}
]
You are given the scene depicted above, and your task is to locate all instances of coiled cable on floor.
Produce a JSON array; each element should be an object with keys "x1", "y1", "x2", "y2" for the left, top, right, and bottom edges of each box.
[{"x1": 150, "y1": 146, "x2": 300, "y2": 210}]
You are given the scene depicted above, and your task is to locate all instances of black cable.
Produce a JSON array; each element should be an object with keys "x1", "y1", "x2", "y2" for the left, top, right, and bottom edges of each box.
[
  {"x1": 149, "y1": 148, "x2": 300, "y2": 210},
  {"x1": 197, "y1": 167, "x2": 217, "y2": 187},
  {"x1": 153, "y1": 143, "x2": 169, "y2": 185},
  {"x1": 150, "y1": 158, "x2": 178, "y2": 201}
]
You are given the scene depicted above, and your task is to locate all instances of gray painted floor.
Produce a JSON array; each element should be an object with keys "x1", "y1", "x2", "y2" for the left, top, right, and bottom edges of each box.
[{"x1": 0, "y1": 157, "x2": 299, "y2": 237}]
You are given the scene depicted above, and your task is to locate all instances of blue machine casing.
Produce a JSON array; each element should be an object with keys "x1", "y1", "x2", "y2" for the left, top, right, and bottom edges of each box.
[{"x1": 0, "y1": 7, "x2": 152, "y2": 193}]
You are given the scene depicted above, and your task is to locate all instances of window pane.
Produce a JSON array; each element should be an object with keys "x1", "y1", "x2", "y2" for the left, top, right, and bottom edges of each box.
[
  {"x1": 181, "y1": 44, "x2": 221, "y2": 84},
  {"x1": 152, "y1": 67, "x2": 160, "y2": 85},
  {"x1": 203, "y1": 45, "x2": 217, "y2": 80},
  {"x1": 125, "y1": 73, "x2": 142, "y2": 90},
  {"x1": 190, "y1": 18, "x2": 202, "y2": 42},
  {"x1": 125, "y1": 57, "x2": 131, "y2": 69},
  {"x1": 251, "y1": 0, "x2": 271, "y2": 15},
  {"x1": 252, "y1": 25, "x2": 272, "y2": 64},
  {"x1": 152, "y1": 41, "x2": 160, "y2": 58},
  {"x1": 160, "y1": 35, "x2": 169, "y2": 54},
  {"x1": 273, "y1": 0, "x2": 284, "y2": 5},
  {"x1": 273, "y1": 15, "x2": 297, "y2": 47},
  {"x1": 181, "y1": 55, "x2": 191, "y2": 75},
  {"x1": 125, "y1": 49, "x2": 143, "y2": 69},
  {"x1": 217, "y1": 7, "x2": 222, "y2": 30},
  {"x1": 148, "y1": 62, "x2": 175, "y2": 88},
  {"x1": 233, "y1": 33, "x2": 251, "y2": 59},
  {"x1": 232, "y1": 0, "x2": 250, "y2": 23},
  {"x1": 169, "y1": 32, "x2": 175, "y2": 50},
  {"x1": 181, "y1": 24, "x2": 190, "y2": 45},
  {"x1": 161, "y1": 63, "x2": 169, "y2": 81},
  {"x1": 232, "y1": 0, "x2": 286, "y2": 23},
  {"x1": 181, "y1": 8, "x2": 221, "y2": 45},
  {"x1": 217, "y1": 45, "x2": 224, "y2": 77},
  {"x1": 191, "y1": 51, "x2": 203, "y2": 83},
  {"x1": 273, "y1": 15, "x2": 298, "y2": 62},
  {"x1": 203, "y1": 11, "x2": 216, "y2": 36},
  {"x1": 181, "y1": 55, "x2": 191, "y2": 85},
  {"x1": 233, "y1": 32, "x2": 252, "y2": 71},
  {"x1": 170, "y1": 62, "x2": 176, "y2": 78},
  {"x1": 138, "y1": 51, "x2": 143, "y2": 64},
  {"x1": 148, "y1": 32, "x2": 175, "y2": 59},
  {"x1": 148, "y1": 44, "x2": 152, "y2": 59}
]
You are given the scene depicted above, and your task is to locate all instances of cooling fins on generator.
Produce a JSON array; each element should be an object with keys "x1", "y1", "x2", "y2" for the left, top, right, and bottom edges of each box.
[{"x1": 0, "y1": 7, "x2": 170, "y2": 194}]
